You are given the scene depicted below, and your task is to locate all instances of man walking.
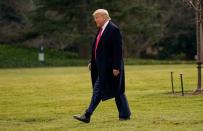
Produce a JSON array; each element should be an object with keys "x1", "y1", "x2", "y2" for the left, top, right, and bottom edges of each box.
[{"x1": 73, "y1": 9, "x2": 131, "y2": 123}]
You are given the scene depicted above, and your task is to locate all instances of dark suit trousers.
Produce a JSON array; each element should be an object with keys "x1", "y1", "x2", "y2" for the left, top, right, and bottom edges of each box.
[{"x1": 86, "y1": 77, "x2": 131, "y2": 118}]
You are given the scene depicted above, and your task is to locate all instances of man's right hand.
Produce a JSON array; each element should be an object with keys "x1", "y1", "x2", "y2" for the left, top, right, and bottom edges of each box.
[{"x1": 88, "y1": 63, "x2": 91, "y2": 71}]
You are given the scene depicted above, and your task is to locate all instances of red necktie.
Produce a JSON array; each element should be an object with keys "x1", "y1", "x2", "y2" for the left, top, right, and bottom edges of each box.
[{"x1": 95, "y1": 28, "x2": 102, "y2": 59}]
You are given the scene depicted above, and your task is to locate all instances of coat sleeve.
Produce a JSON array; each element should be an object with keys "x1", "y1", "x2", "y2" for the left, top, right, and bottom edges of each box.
[{"x1": 112, "y1": 27, "x2": 122, "y2": 70}]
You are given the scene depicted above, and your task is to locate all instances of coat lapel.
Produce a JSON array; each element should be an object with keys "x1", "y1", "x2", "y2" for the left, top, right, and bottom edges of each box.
[{"x1": 97, "y1": 21, "x2": 111, "y2": 48}]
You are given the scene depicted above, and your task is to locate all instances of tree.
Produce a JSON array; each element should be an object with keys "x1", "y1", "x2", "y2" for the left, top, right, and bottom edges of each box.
[
  {"x1": 121, "y1": 2, "x2": 162, "y2": 58},
  {"x1": 0, "y1": 0, "x2": 197, "y2": 60},
  {"x1": 155, "y1": 0, "x2": 196, "y2": 60},
  {"x1": 29, "y1": 0, "x2": 92, "y2": 57},
  {"x1": 0, "y1": 0, "x2": 34, "y2": 43}
]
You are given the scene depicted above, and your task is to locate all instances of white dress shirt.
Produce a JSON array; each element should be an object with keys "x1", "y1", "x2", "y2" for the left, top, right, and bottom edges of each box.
[{"x1": 101, "y1": 20, "x2": 109, "y2": 35}]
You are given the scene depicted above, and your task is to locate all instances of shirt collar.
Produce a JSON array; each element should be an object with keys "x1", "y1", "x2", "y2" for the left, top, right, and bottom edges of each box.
[{"x1": 101, "y1": 20, "x2": 109, "y2": 33}]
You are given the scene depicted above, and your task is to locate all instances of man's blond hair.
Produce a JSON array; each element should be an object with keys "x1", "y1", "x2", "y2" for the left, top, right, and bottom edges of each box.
[{"x1": 92, "y1": 9, "x2": 111, "y2": 20}]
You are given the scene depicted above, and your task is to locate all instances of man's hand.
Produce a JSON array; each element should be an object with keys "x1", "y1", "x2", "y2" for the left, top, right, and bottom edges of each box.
[
  {"x1": 88, "y1": 63, "x2": 91, "y2": 71},
  {"x1": 113, "y1": 69, "x2": 120, "y2": 76}
]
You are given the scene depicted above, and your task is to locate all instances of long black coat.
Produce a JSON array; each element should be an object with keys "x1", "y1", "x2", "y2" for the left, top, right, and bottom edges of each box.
[{"x1": 90, "y1": 21, "x2": 125, "y2": 101}]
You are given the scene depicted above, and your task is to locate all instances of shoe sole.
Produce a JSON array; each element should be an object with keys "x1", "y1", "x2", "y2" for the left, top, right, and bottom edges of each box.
[{"x1": 73, "y1": 116, "x2": 90, "y2": 123}]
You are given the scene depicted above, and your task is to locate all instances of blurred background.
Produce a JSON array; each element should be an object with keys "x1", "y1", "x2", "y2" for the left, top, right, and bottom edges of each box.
[{"x1": 0, "y1": 0, "x2": 196, "y2": 67}]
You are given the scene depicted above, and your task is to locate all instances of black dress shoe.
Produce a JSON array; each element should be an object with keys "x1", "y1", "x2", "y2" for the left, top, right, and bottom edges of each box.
[
  {"x1": 119, "y1": 117, "x2": 130, "y2": 121},
  {"x1": 73, "y1": 114, "x2": 90, "y2": 123}
]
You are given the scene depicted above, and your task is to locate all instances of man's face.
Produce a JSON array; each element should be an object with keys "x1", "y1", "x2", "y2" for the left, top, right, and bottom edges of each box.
[{"x1": 94, "y1": 13, "x2": 106, "y2": 28}]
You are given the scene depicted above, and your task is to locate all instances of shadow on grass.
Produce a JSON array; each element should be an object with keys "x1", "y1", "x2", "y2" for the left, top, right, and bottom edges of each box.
[
  {"x1": 22, "y1": 117, "x2": 55, "y2": 123},
  {"x1": 164, "y1": 90, "x2": 203, "y2": 96}
]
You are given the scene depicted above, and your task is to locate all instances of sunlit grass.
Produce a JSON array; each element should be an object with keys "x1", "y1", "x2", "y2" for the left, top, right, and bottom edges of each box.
[{"x1": 0, "y1": 65, "x2": 203, "y2": 131}]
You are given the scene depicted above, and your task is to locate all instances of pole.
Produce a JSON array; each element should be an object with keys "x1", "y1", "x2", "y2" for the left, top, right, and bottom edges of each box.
[
  {"x1": 180, "y1": 74, "x2": 184, "y2": 96},
  {"x1": 171, "y1": 72, "x2": 175, "y2": 94},
  {"x1": 196, "y1": 62, "x2": 202, "y2": 93}
]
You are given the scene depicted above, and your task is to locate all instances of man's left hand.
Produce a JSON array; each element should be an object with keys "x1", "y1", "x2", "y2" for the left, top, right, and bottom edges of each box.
[{"x1": 113, "y1": 69, "x2": 120, "y2": 76}]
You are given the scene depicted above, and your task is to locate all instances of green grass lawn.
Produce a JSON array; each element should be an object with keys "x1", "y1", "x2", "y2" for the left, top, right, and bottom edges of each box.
[{"x1": 0, "y1": 65, "x2": 203, "y2": 131}]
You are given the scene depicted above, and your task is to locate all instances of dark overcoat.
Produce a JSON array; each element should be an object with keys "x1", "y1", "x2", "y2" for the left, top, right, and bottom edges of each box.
[{"x1": 90, "y1": 21, "x2": 125, "y2": 101}]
